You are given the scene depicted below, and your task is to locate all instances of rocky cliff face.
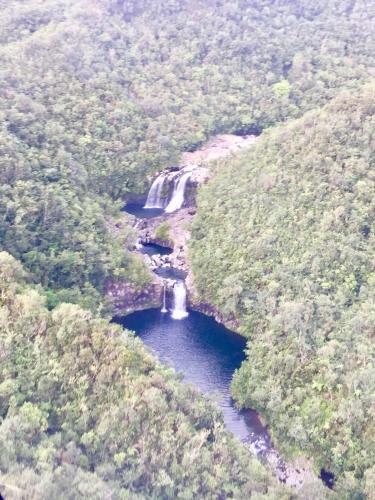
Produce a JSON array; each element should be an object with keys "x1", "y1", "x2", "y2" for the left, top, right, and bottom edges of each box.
[
  {"x1": 106, "y1": 280, "x2": 163, "y2": 316},
  {"x1": 189, "y1": 298, "x2": 240, "y2": 331}
]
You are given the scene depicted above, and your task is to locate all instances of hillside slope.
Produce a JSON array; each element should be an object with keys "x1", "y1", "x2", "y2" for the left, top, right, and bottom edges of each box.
[
  {"x1": 0, "y1": 251, "x2": 294, "y2": 499},
  {"x1": 190, "y1": 84, "x2": 375, "y2": 497},
  {"x1": 1, "y1": 0, "x2": 375, "y2": 307}
]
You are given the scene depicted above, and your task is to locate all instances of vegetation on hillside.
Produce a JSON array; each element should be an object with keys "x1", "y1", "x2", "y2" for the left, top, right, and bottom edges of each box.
[
  {"x1": 1, "y1": 0, "x2": 375, "y2": 307},
  {"x1": 190, "y1": 85, "x2": 375, "y2": 497},
  {"x1": 0, "y1": 251, "x2": 292, "y2": 499},
  {"x1": 1, "y1": 0, "x2": 375, "y2": 496},
  {"x1": 154, "y1": 221, "x2": 172, "y2": 243}
]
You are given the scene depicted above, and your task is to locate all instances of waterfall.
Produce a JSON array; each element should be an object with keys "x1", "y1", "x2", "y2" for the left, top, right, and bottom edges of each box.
[
  {"x1": 135, "y1": 238, "x2": 143, "y2": 250},
  {"x1": 165, "y1": 172, "x2": 191, "y2": 213},
  {"x1": 161, "y1": 281, "x2": 167, "y2": 313},
  {"x1": 144, "y1": 173, "x2": 167, "y2": 209},
  {"x1": 171, "y1": 281, "x2": 188, "y2": 320}
]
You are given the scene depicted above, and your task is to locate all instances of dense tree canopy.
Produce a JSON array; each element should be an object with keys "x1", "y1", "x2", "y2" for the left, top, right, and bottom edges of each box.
[
  {"x1": 1, "y1": 0, "x2": 375, "y2": 497},
  {"x1": 1, "y1": 0, "x2": 374, "y2": 307},
  {"x1": 190, "y1": 85, "x2": 375, "y2": 497},
  {"x1": 0, "y1": 251, "x2": 291, "y2": 499}
]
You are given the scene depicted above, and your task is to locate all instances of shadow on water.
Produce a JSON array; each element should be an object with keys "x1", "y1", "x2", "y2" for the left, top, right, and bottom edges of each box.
[
  {"x1": 138, "y1": 243, "x2": 173, "y2": 257},
  {"x1": 123, "y1": 200, "x2": 164, "y2": 219},
  {"x1": 320, "y1": 469, "x2": 335, "y2": 489},
  {"x1": 114, "y1": 308, "x2": 272, "y2": 451}
]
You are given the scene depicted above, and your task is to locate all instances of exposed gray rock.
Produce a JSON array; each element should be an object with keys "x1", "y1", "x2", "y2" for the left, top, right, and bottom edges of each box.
[{"x1": 106, "y1": 281, "x2": 162, "y2": 316}]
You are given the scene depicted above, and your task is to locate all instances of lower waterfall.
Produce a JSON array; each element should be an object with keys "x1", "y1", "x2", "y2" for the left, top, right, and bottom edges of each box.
[
  {"x1": 161, "y1": 281, "x2": 168, "y2": 313},
  {"x1": 171, "y1": 281, "x2": 188, "y2": 319},
  {"x1": 165, "y1": 172, "x2": 191, "y2": 213}
]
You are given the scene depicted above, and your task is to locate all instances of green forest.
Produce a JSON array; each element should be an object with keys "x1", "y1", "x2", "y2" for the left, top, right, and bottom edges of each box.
[
  {"x1": 0, "y1": 0, "x2": 374, "y2": 498},
  {"x1": 1, "y1": 0, "x2": 374, "y2": 308},
  {"x1": 190, "y1": 86, "x2": 375, "y2": 497},
  {"x1": 0, "y1": 251, "x2": 293, "y2": 498}
]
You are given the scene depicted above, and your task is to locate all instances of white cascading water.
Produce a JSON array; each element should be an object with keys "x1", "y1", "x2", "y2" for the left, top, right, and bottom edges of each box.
[
  {"x1": 135, "y1": 238, "x2": 143, "y2": 250},
  {"x1": 144, "y1": 173, "x2": 167, "y2": 209},
  {"x1": 161, "y1": 281, "x2": 168, "y2": 313},
  {"x1": 165, "y1": 172, "x2": 191, "y2": 213},
  {"x1": 171, "y1": 281, "x2": 188, "y2": 319}
]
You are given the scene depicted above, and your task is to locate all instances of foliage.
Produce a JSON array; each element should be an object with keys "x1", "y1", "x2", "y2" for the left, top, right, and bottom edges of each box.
[
  {"x1": 154, "y1": 221, "x2": 172, "y2": 243},
  {"x1": 0, "y1": 252, "x2": 288, "y2": 499},
  {"x1": 0, "y1": 174, "x2": 149, "y2": 309},
  {"x1": 190, "y1": 85, "x2": 375, "y2": 496},
  {"x1": 1, "y1": 0, "x2": 375, "y2": 496},
  {"x1": 1, "y1": 0, "x2": 375, "y2": 307}
]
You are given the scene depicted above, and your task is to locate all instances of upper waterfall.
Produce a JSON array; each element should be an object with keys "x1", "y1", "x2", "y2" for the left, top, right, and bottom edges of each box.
[
  {"x1": 144, "y1": 173, "x2": 167, "y2": 209},
  {"x1": 165, "y1": 172, "x2": 191, "y2": 213},
  {"x1": 171, "y1": 281, "x2": 188, "y2": 320}
]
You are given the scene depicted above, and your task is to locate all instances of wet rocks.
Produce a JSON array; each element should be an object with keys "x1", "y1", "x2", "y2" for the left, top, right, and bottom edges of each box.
[{"x1": 106, "y1": 280, "x2": 162, "y2": 316}]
